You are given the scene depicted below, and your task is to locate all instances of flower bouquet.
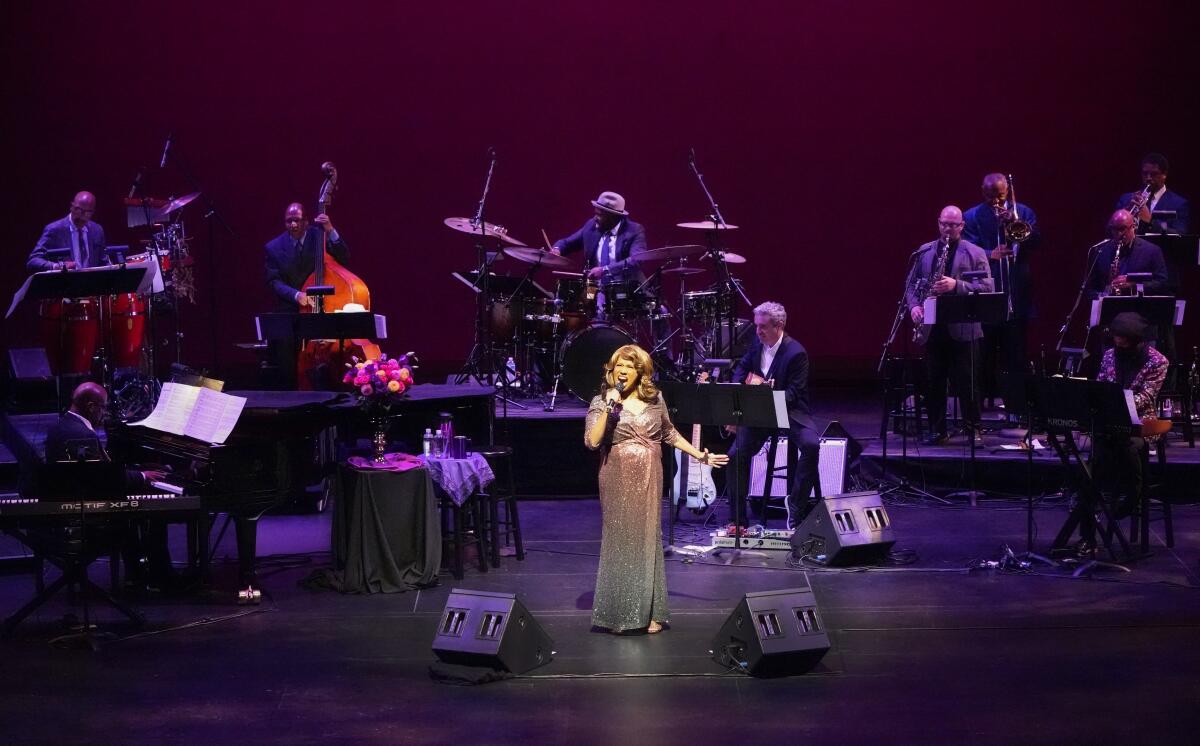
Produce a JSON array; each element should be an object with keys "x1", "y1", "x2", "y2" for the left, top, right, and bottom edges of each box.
[{"x1": 343, "y1": 353, "x2": 416, "y2": 462}]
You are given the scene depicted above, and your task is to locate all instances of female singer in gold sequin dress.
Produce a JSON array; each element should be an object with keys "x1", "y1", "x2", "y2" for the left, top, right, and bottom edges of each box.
[{"x1": 584, "y1": 345, "x2": 728, "y2": 634}]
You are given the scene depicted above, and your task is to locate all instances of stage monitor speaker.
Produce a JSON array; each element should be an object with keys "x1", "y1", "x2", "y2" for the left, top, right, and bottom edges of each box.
[
  {"x1": 432, "y1": 589, "x2": 554, "y2": 674},
  {"x1": 790, "y1": 490, "x2": 896, "y2": 566},
  {"x1": 9, "y1": 348, "x2": 51, "y2": 380},
  {"x1": 710, "y1": 588, "x2": 830, "y2": 677}
]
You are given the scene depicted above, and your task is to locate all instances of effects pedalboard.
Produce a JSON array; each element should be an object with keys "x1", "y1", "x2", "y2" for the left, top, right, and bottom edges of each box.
[{"x1": 710, "y1": 525, "x2": 794, "y2": 551}]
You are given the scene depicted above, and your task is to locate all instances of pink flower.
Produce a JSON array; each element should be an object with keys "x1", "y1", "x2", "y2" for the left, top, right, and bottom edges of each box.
[
  {"x1": 360, "y1": 384, "x2": 373, "y2": 396},
  {"x1": 388, "y1": 369, "x2": 401, "y2": 381}
]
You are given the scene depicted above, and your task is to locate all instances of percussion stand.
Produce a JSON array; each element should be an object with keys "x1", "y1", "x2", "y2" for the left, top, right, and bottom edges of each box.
[{"x1": 455, "y1": 152, "x2": 500, "y2": 392}]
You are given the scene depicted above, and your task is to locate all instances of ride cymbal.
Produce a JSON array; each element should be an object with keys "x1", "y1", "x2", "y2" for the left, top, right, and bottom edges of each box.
[
  {"x1": 676, "y1": 220, "x2": 739, "y2": 230},
  {"x1": 443, "y1": 217, "x2": 525, "y2": 245}
]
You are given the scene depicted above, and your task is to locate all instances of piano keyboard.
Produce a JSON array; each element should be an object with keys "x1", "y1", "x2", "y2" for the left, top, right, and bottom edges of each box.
[{"x1": 0, "y1": 491, "x2": 202, "y2": 518}]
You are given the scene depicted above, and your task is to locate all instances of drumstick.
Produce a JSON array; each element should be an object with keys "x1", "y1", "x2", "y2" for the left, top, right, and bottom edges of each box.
[{"x1": 541, "y1": 229, "x2": 554, "y2": 251}]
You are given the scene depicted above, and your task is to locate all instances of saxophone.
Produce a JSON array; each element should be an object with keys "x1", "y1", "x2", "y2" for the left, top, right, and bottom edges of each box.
[
  {"x1": 1105, "y1": 239, "x2": 1127, "y2": 296},
  {"x1": 912, "y1": 242, "x2": 949, "y2": 345}
]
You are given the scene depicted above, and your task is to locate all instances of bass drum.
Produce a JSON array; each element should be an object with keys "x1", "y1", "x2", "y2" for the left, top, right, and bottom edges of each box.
[{"x1": 560, "y1": 323, "x2": 633, "y2": 402}]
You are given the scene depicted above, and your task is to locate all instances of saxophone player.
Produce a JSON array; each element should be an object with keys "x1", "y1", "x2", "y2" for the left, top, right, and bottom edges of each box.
[
  {"x1": 905, "y1": 206, "x2": 993, "y2": 446},
  {"x1": 1086, "y1": 210, "x2": 1168, "y2": 300}
]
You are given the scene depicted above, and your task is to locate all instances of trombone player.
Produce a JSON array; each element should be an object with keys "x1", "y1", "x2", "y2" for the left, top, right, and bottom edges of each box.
[{"x1": 963, "y1": 173, "x2": 1040, "y2": 407}]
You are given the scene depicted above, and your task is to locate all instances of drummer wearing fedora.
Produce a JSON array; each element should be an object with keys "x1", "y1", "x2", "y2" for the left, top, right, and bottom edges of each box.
[{"x1": 551, "y1": 191, "x2": 648, "y2": 316}]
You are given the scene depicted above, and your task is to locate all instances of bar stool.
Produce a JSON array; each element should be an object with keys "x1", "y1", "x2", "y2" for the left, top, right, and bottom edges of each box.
[
  {"x1": 476, "y1": 444, "x2": 525, "y2": 568},
  {"x1": 439, "y1": 491, "x2": 488, "y2": 580},
  {"x1": 752, "y1": 434, "x2": 795, "y2": 523}
]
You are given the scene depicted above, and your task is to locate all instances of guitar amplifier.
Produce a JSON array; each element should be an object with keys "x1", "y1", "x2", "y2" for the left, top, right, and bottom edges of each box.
[{"x1": 748, "y1": 436, "x2": 849, "y2": 499}]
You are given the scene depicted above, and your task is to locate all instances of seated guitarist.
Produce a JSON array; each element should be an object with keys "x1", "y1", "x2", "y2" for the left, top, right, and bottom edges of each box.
[{"x1": 724, "y1": 301, "x2": 820, "y2": 529}]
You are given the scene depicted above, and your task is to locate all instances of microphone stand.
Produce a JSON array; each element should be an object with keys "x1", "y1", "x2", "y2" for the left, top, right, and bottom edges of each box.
[
  {"x1": 160, "y1": 134, "x2": 234, "y2": 378},
  {"x1": 1054, "y1": 239, "x2": 1107, "y2": 375},
  {"x1": 688, "y1": 150, "x2": 749, "y2": 358}
]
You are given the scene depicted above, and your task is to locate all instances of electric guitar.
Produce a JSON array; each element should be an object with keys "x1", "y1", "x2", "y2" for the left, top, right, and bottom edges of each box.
[{"x1": 671, "y1": 370, "x2": 717, "y2": 513}]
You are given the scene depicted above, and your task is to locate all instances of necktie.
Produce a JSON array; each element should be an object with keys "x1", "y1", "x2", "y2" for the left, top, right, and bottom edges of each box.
[
  {"x1": 604, "y1": 234, "x2": 614, "y2": 266},
  {"x1": 74, "y1": 227, "x2": 85, "y2": 267}
]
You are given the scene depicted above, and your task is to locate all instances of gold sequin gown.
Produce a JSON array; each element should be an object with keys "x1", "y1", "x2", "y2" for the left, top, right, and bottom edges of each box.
[{"x1": 585, "y1": 395, "x2": 681, "y2": 632}]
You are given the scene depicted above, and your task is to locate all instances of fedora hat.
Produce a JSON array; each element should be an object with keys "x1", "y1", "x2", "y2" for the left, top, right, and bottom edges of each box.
[{"x1": 591, "y1": 191, "x2": 628, "y2": 216}]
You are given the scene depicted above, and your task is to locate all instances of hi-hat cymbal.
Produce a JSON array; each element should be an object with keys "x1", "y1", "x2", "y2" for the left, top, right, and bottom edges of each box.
[
  {"x1": 502, "y1": 246, "x2": 573, "y2": 268},
  {"x1": 662, "y1": 266, "x2": 706, "y2": 276},
  {"x1": 443, "y1": 217, "x2": 525, "y2": 246},
  {"x1": 631, "y1": 244, "x2": 706, "y2": 263},
  {"x1": 702, "y1": 250, "x2": 747, "y2": 264},
  {"x1": 150, "y1": 191, "x2": 201, "y2": 221},
  {"x1": 676, "y1": 220, "x2": 739, "y2": 231}
]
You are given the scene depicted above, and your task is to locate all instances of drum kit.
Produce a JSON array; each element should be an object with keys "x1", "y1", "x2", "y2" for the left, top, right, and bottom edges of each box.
[
  {"x1": 446, "y1": 216, "x2": 753, "y2": 409},
  {"x1": 37, "y1": 193, "x2": 200, "y2": 418}
]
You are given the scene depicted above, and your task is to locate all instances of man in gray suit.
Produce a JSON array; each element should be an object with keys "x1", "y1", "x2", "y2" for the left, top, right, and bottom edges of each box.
[
  {"x1": 26, "y1": 191, "x2": 107, "y2": 272},
  {"x1": 905, "y1": 205, "x2": 994, "y2": 445}
]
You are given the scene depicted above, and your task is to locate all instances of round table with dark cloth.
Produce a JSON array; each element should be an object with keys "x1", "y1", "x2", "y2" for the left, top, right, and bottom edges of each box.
[{"x1": 327, "y1": 464, "x2": 442, "y2": 593}]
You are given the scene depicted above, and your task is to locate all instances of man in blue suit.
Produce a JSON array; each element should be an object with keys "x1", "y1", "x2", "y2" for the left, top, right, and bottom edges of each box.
[
  {"x1": 26, "y1": 191, "x2": 107, "y2": 272},
  {"x1": 552, "y1": 191, "x2": 648, "y2": 317},
  {"x1": 963, "y1": 173, "x2": 1041, "y2": 406},
  {"x1": 263, "y1": 202, "x2": 347, "y2": 387},
  {"x1": 725, "y1": 301, "x2": 820, "y2": 528},
  {"x1": 1116, "y1": 153, "x2": 1190, "y2": 235},
  {"x1": 1086, "y1": 210, "x2": 1169, "y2": 298}
]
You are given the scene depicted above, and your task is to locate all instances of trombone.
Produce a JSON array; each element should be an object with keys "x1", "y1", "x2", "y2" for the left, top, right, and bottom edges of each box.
[{"x1": 997, "y1": 173, "x2": 1032, "y2": 318}]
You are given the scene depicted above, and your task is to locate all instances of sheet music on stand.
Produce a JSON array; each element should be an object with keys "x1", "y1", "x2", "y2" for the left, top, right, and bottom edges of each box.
[{"x1": 127, "y1": 382, "x2": 246, "y2": 444}]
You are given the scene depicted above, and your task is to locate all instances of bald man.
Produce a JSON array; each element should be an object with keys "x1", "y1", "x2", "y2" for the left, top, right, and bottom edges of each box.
[
  {"x1": 43, "y1": 382, "x2": 166, "y2": 486},
  {"x1": 1086, "y1": 209, "x2": 1169, "y2": 298},
  {"x1": 27, "y1": 191, "x2": 108, "y2": 272},
  {"x1": 904, "y1": 206, "x2": 994, "y2": 446}
]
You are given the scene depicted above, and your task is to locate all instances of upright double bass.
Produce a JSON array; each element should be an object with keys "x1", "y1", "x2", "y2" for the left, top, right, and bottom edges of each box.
[{"x1": 296, "y1": 162, "x2": 380, "y2": 389}]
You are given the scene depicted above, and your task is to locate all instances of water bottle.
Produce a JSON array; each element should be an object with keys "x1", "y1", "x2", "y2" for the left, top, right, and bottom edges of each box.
[
  {"x1": 506, "y1": 356, "x2": 520, "y2": 388},
  {"x1": 422, "y1": 428, "x2": 434, "y2": 458}
]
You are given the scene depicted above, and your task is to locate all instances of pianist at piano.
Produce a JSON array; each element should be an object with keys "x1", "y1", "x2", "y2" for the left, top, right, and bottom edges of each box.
[{"x1": 44, "y1": 382, "x2": 175, "y2": 589}]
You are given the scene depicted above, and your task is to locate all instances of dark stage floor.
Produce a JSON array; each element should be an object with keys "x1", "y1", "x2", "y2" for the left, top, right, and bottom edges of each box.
[{"x1": 2, "y1": 495, "x2": 1199, "y2": 744}]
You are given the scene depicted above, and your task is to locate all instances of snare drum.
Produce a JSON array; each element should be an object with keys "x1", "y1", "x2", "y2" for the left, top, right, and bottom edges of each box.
[
  {"x1": 38, "y1": 298, "x2": 100, "y2": 376},
  {"x1": 603, "y1": 281, "x2": 657, "y2": 320},
  {"x1": 555, "y1": 277, "x2": 597, "y2": 318},
  {"x1": 682, "y1": 290, "x2": 732, "y2": 320}
]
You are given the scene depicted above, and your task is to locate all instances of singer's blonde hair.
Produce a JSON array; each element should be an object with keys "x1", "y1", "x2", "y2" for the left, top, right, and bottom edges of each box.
[{"x1": 600, "y1": 345, "x2": 659, "y2": 403}]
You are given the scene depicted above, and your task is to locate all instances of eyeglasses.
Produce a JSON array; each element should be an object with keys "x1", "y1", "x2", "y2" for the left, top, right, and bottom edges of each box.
[{"x1": 938, "y1": 221, "x2": 963, "y2": 228}]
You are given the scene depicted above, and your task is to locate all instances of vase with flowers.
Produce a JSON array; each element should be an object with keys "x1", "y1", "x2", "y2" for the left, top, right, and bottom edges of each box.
[{"x1": 343, "y1": 353, "x2": 416, "y2": 463}]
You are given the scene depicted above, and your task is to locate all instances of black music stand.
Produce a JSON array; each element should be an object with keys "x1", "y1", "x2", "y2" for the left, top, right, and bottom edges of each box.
[
  {"x1": 661, "y1": 381, "x2": 786, "y2": 560},
  {"x1": 1034, "y1": 377, "x2": 1139, "y2": 574},
  {"x1": 925, "y1": 291, "x2": 1006, "y2": 503},
  {"x1": 998, "y1": 373, "x2": 1055, "y2": 566},
  {"x1": 2, "y1": 461, "x2": 144, "y2": 645},
  {"x1": 10, "y1": 265, "x2": 149, "y2": 412},
  {"x1": 256, "y1": 312, "x2": 388, "y2": 390}
]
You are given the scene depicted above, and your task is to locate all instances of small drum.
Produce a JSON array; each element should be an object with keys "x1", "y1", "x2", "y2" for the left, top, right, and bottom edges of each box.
[
  {"x1": 521, "y1": 297, "x2": 565, "y2": 347},
  {"x1": 559, "y1": 323, "x2": 634, "y2": 402},
  {"x1": 107, "y1": 293, "x2": 147, "y2": 369},
  {"x1": 682, "y1": 290, "x2": 732, "y2": 321},
  {"x1": 38, "y1": 298, "x2": 100, "y2": 376},
  {"x1": 603, "y1": 281, "x2": 657, "y2": 320},
  {"x1": 555, "y1": 277, "x2": 597, "y2": 318}
]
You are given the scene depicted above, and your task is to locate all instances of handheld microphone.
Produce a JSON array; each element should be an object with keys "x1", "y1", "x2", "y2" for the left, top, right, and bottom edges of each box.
[
  {"x1": 615, "y1": 379, "x2": 626, "y2": 393},
  {"x1": 159, "y1": 133, "x2": 174, "y2": 168}
]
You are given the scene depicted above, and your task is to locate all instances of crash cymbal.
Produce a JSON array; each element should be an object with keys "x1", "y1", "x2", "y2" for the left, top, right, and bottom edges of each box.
[
  {"x1": 662, "y1": 266, "x2": 706, "y2": 276},
  {"x1": 631, "y1": 244, "x2": 706, "y2": 263},
  {"x1": 702, "y1": 250, "x2": 747, "y2": 264},
  {"x1": 443, "y1": 217, "x2": 525, "y2": 245},
  {"x1": 676, "y1": 220, "x2": 739, "y2": 230},
  {"x1": 502, "y1": 246, "x2": 573, "y2": 268},
  {"x1": 150, "y1": 191, "x2": 201, "y2": 221}
]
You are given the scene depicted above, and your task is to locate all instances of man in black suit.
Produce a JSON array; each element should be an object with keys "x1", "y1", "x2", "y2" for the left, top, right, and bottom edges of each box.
[
  {"x1": 552, "y1": 191, "x2": 648, "y2": 317},
  {"x1": 1116, "y1": 153, "x2": 1191, "y2": 235},
  {"x1": 44, "y1": 383, "x2": 171, "y2": 588},
  {"x1": 1086, "y1": 210, "x2": 1169, "y2": 298},
  {"x1": 26, "y1": 191, "x2": 107, "y2": 272},
  {"x1": 724, "y1": 301, "x2": 820, "y2": 528},
  {"x1": 263, "y1": 202, "x2": 347, "y2": 387}
]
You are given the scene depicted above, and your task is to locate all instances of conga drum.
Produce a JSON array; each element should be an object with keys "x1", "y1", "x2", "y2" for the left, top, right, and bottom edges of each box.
[
  {"x1": 107, "y1": 293, "x2": 146, "y2": 369},
  {"x1": 38, "y1": 298, "x2": 100, "y2": 376}
]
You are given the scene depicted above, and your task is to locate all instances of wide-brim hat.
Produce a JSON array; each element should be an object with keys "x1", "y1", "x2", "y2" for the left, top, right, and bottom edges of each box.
[
  {"x1": 591, "y1": 191, "x2": 628, "y2": 216},
  {"x1": 1108, "y1": 311, "x2": 1148, "y2": 340}
]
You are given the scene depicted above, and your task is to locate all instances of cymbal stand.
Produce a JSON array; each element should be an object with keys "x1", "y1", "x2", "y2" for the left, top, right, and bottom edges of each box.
[{"x1": 455, "y1": 150, "x2": 500, "y2": 389}]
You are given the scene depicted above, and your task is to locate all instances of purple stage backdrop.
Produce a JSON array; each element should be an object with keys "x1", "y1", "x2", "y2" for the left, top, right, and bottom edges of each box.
[{"x1": 3, "y1": 2, "x2": 1198, "y2": 382}]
